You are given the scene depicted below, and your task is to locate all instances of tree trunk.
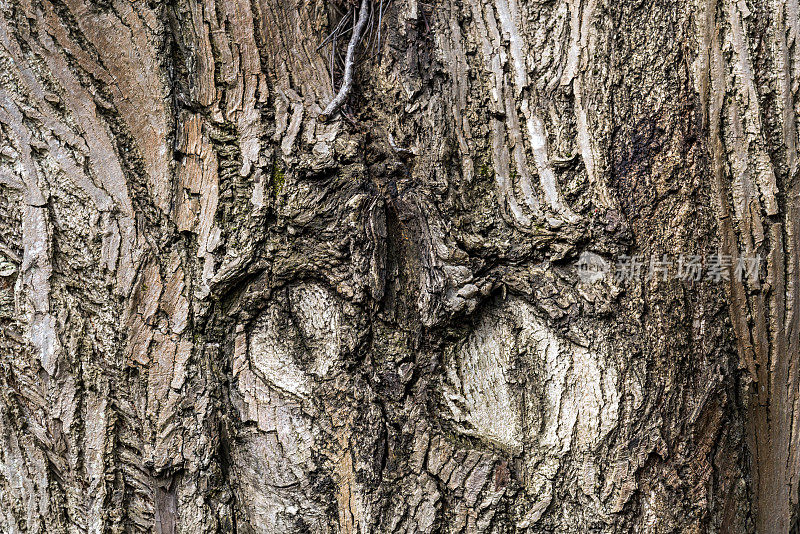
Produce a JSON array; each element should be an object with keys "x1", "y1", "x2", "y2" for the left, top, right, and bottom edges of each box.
[{"x1": 0, "y1": 0, "x2": 798, "y2": 531}]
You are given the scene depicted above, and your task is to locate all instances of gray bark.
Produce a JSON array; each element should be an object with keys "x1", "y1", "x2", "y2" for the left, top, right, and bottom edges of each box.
[{"x1": 0, "y1": 0, "x2": 797, "y2": 532}]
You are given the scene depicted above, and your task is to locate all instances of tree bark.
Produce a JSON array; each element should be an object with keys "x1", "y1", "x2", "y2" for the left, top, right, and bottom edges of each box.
[{"x1": 0, "y1": 0, "x2": 797, "y2": 532}]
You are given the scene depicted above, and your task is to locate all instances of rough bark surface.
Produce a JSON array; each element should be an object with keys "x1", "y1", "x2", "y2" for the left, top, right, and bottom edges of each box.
[{"x1": 0, "y1": 0, "x2": 797, "y2": 532}]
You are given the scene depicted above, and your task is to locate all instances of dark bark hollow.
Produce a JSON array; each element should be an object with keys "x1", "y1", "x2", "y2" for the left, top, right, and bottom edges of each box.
[{"x1": 0, "y1": 0, "x2": 797, "y2": 532}]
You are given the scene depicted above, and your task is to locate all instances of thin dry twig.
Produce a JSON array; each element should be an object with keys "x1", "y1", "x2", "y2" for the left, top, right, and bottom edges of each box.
[
  {"x1": 376, "y1": 0, "x2": 385, "y2": 54},
  {"x1": 330, "y1": 34, "x2": 336, "y2": 87},
  {"x1": 317, "y1": 13, "x2": 350, "y2": 52},
  {"x1": 319, "y1": 0, "x2": 370, "y2": 122}
]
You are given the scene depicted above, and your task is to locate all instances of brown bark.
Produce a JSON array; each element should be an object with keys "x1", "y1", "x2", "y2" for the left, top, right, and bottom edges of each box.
[{"x1": 0, "y1": 0, "x2": 797, "y2": 532}]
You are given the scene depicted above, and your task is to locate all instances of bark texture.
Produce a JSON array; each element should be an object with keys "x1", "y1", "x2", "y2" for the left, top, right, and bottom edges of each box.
[{"x1": 0, "y1": 0, "x2": 798, "y2": 532}]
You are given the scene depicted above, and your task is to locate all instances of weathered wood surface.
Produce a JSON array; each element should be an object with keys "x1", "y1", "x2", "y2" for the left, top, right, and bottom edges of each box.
[{"x1": 0, "y1": 0, "x2": 798, "y2": 532}]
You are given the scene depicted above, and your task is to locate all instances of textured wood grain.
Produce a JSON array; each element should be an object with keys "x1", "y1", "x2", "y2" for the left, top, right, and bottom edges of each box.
[{"x1": 0, "y1": 0, "x2": 797, "y2": 532}]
